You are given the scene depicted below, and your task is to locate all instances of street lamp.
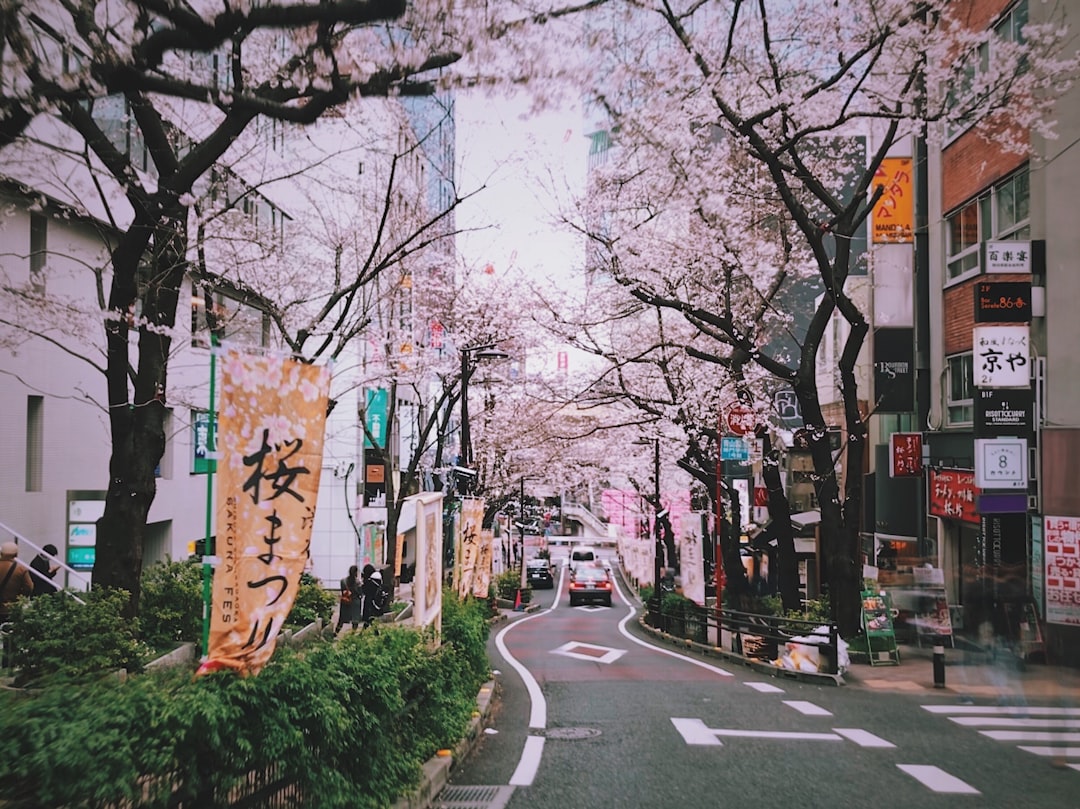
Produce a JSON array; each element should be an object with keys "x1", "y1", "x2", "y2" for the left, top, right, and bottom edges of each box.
[
  {"x1": 515, "y1": 474, "x2": 537, "y2": 610},
  {"x1": 459, "y1": 344, "x2": 509, "y2": 488},
  {"x1": 635, "y1": 437, "x2": 663, "y2": 621}
]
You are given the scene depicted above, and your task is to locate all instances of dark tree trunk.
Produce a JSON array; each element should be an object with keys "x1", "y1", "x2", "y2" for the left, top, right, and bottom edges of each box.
[
  {"x1": 761, "y1": 431, "x2": 800, "y2": 611},
  {"x1": 96, "y1": 213, "x2": 187, "y2": 615}
]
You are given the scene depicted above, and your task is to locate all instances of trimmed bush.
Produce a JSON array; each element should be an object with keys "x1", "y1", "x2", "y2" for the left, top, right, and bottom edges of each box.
[
  {"x1": 0, "y1": 591, "x2": 492, "y2": 809},
  {"x1": 138, "y1": 558, "x2": 204, "y2": 651}
]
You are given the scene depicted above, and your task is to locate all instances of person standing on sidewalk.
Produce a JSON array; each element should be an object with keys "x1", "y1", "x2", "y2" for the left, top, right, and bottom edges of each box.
[
  {"x1": 30, "y1": 544, "x2": 60, "y2": 598},
  {"x1": 0, "y1": 542, "x2": 34, "y2": 623},
  {"x1": 360, "y1": 566, "x2": 388, "y2": 628},
  {"x1": 335, "y1": 565, "x2": 363, "y2": 633}
]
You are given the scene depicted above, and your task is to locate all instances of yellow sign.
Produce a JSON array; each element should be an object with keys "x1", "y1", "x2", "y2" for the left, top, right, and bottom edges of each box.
[
  {"x1": 872, "y1": 157, "x2": 914, "y2": 244},
  {"x1": 198, "y1": 350, "x2": 330, "y2": 677}
]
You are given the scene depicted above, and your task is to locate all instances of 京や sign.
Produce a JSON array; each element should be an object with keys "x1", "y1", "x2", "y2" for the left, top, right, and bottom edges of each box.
[{"x1": 973, "y1": 325, "x2": 1029, "y2": 388}]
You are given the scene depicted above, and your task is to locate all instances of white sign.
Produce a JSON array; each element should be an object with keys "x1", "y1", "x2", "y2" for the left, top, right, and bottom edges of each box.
[
  {"x1": 985, "y1": 240, "x2": 1032, "y2": 274},
  {"x1": 973, "y1": 325, "x2": 1029, "y2": 388},
  {"x1": 1044, "y1": 516, "x2": 1080, "y2": 626},
  {"x1": 974, "y1": 437, "x2": 1028, "y2": 490}
]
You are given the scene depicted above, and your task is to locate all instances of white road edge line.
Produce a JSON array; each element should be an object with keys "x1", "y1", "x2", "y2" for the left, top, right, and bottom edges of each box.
[
  {"x1": 896, "y1": 765, "x2": 980, "y2": 794},
  {"x1": 509, "y1": 735, "x2": 546, "y2": 786},
  {"x1": 612, "y1": 571, "x2": 733, "y2": 677},
  {"x1": 494, "y1": 607, "x2": 551, "y2": 730}
]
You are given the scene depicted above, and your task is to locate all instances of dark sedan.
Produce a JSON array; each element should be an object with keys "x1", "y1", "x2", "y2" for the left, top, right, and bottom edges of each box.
[
  {"x1": 568, "y1": 564, "x2": 613, "y2": 607},
  {"x1": 526, "y1": 558, "x2": 554, "y2": 589}
]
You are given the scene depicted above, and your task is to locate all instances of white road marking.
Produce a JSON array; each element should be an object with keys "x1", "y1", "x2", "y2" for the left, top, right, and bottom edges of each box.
[
  {"x1": 1018, "y1": 746, "x2": 1080, "y2": 758},
  {"x1": 897, "y1": 765, "x2": 979, "y2": 794},
  {"x1": 671, "y1": 717, "x2": 725, "y2": 746},
  {"x1": 509, "y1": 736, "x2": 545, "y2": 786},
  {"x1": 922, "y1": 705, "x2": 1080, "y2": 716},
  {"x1": 551, "y1": 641, "x2": 626, "y2": 664},
  {"x1": 745, "y1": 682, "x2": 785, "y2": 693},
  {"x1": 783, "y1": 700, "x2": 832, "y2": 716},
  {"x1": 833, "y1": 728, "x2": 895, "y2": 748},
  {"x1": 950, "y1": 717, "x2": 1080, "y2": 729},
  {"x1": 982, "y1": 730, "x2": 1080, "y2": 743},
  {"x1": 495, "y1": 612, "x2": 548, "y2": 729}
]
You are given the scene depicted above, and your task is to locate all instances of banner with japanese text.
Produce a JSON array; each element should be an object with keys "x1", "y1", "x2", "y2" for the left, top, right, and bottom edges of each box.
[
  {"x1": 1045, "y1": 516, "x2": 1080, "y2": 625},
  {"x1": 410, "y1": 492, "x2": 444, "y2": 637},
  {"x1": 679, "y1": 530, "x2": 705, "y2": 605},
  {"x1": 199, "y1": 350, "x2": 330, "y2": 677},
  {"x1": 473, "y1": 529, "x2": 495, "y2": 599},
  {"x1": 457, "y1": 497, "x2": 484, "y2": 600}
]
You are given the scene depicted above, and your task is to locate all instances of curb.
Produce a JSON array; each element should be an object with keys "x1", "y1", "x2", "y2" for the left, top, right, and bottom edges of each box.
[{"x1": 636, "y1": 615, "x2": 846, "y2": 687}]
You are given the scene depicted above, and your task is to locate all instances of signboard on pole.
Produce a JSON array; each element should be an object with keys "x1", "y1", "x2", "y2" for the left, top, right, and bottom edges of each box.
[
  {"x1": 889, "y1": 432, "x2": 923, "y2": 478},
  {"x1": 974, "y1": 281, "x2": 1032, "y2": 324},
  {"x1": 974, "y1": 437, "x2": 1028, "y2": 490},
  {"x1": 974, "y1": 326, "x2": 1030, "y2": 388},
  {"x1": 928, "y1": 468, "x2": 979, "y2": 525},
  {"x1": 1045, "y1": 516, "x2": 1080, "y2": 626},
  {"x1": 725, "y1": 404, "x2": 755, "y2": 436}
]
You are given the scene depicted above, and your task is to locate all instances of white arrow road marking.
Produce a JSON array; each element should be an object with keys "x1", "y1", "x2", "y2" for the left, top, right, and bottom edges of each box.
[
  {"x1": 783, "y1": 700, "x2": 832, "y2": 716},
  {"x1": 671, "y1": 718, "x2": 894, "y2": 748},
  {"x1": 833, "y1": 728, "x2": 896, "y2": 748},
  {"x1": 745, "y1": 682, "x2": 785, "y2": 693},
  {"x1": 896, "y1": 765, "x2": 979, "y2": 794}
]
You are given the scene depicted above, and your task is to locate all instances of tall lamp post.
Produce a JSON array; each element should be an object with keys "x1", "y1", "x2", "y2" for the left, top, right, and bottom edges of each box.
[
  {"x1": 635, "y1": 437, "x2": 663, "y2": 622},
  {"x1": 459, "y1": 344, "x2": 509, "y2": 488}
]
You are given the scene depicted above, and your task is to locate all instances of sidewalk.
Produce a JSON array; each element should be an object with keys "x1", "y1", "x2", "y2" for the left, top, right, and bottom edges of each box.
[{"x1": 843, "y1": 642, "x2": 1080, "y2": 703}]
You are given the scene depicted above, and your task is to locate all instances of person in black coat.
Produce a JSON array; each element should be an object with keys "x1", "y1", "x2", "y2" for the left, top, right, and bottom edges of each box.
[
  {"x1": 335, "y1": 565, "x2": 363, "y2": 632},
  {"x1": 30, "y1": 544, "x2": 60, "y2": 597},
  {"x1": 361, "y1": 567, "x2": 386, "y2": 627}
]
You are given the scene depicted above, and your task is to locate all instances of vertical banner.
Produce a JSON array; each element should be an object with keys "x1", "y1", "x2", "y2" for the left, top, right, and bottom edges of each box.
[
  {"x1": 457, "y1": 497, "x2": 484, "y2": 599},
  {"x1": 473, "y1": 529, "x2": 495, "y2": 599},
  {"x1": 1045, "y1": 516, "x2": 1080, "y2": 626},
  {"x1": 679, "y1": 531, "x2": 705, "y2": 606},
  {"x1": 411, "y1": 492, "x2": 444, "y2": 636},
  {"x1": 199, "y1": 350, "x2": 330, "y2": 677},
  {"x1": 872, "y1": 157, "x2": 914, "y2": 243}
]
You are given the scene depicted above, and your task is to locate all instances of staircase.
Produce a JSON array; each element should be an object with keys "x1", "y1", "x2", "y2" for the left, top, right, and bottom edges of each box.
[{"x1": 560, "y1": 502, "x2": 610, "y2": 540}]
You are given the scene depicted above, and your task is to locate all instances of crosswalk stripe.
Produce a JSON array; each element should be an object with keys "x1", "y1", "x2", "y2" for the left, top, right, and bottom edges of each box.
[
  {"x1": 982, "y1": 730, "x2": 1080, "y2": 743},
  {"x1": 833, "y1": 728, "x2": 895, "y2": 748},
  {"x1": 950, "y1": 717, "x2": 1080, "y2": 729},
  {"x1": 745, "y1": 681, "x2": 785, "y2": 693},
  {"x1": 1017, "y1": 746, "x2": 1080, "y2": 757},
  {"x1": 922, "y1": 705, "x2": 1080, "y2": 716},
  {"x1": 783, "y1": 700, "x2": 832, "y2": 716},
  {"x1": 897, "y1": 765, "x2": 979, "y2": 794}
]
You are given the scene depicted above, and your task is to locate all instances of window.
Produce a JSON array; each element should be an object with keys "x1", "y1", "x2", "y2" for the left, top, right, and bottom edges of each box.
[
  {"x1": 947, "y1": 354, "x2": 974, "y2": 426},
  {"x1": 945, "y1": 168, "x2": 1030, "y2": 282},
  {"x1": 945, "y1": 0, "x2": 1028, "y2": 141},
  {"x1": 29, "y1": 212, "x2": 47, "y2": 293},
  {"x1": 191, "y1": 288, "x2": 269, "y2": 348},
  {"x1": 26, "y1": 396, "x2": 43, "y2": 492}
]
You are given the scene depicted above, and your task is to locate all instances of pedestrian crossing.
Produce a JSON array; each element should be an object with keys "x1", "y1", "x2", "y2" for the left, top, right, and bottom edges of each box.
[{"x1": 923, "y1": 703, "x2": 1080, "y2": 764}]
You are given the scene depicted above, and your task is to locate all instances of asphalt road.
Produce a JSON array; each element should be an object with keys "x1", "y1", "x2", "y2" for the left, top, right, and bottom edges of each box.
[{"x1": 440, "y1": 548, "x2": 1080, "y2": 809}]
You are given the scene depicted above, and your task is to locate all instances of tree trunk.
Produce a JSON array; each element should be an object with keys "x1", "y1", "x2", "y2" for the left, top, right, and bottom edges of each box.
[
  {"x1": 95, "y1": 215, "x2": 187, "y2": 616},
  {"x1": 762, "y1": 432, "x2": 800, "y2": 611}
]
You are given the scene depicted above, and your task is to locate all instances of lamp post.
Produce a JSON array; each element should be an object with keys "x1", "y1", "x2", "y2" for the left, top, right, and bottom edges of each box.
[
  {"x1": 459, "y1": 344, "x2": 509, "y2": 489},
  {"x1": 515, "y1": 474, "x2": 537, "y2": 609},
  {"x1": 635, "y1": 437, "x2": 663, "y2": 622}
]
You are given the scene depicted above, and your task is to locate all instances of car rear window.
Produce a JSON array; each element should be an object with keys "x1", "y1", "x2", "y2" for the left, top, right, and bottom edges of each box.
[{"x1": 571, "y1": 548, "x2": 595, "y2": 561}]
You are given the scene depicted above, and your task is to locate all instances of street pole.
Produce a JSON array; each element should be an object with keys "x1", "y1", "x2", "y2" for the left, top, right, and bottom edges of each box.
[
  {"x1": 517, "y1": 475, "x2": 528, "y2": 609},
  {"x1": 460, "y1": 350, "x2": 472, "y2": 471},
  {"x1": 653, "y1": 438, "x2": 663, "y2": 611}
]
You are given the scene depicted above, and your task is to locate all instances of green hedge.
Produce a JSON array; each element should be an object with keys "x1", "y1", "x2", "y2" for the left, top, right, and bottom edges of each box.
[{"x1": 0, "y1": 592, "x2": 491, "y2": 809}]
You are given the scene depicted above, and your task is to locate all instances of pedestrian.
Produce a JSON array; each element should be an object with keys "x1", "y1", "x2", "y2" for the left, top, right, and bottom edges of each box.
[
  {"x1": 335, "y1": 564, "x2": 363, "y2": 633},
  {"x1": 30, "y1": 544, "x2": 60, "y2": 597},
  {"x1": 361, "y1": 566, "x2": 387, "y2": 628},
  {"x1": 0, "y1": 542, "x2": 34, "y2": 624}
]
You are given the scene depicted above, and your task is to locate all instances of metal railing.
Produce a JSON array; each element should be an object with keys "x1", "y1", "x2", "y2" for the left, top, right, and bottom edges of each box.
[{"x1": 646, "y1": 598, "x2": 841, "y2": 676}]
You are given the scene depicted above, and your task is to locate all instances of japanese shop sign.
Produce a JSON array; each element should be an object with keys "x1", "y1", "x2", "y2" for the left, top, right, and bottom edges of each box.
[
  {"x1": 928, "y1": 468, "x2": 980, "y2": 525},
  {"x1": 984, "y1": 240, "x2": 1032, "y2": 274},
  {"x1": 974, "y1": 325, "x2": 1030, "y2": 388},
  {"x1": 721, "y1": 436, "x2": 750, "y2": 461},
  {"x1": 974, "y1": 281, "x2": 1032, "y2": 324},
  {"x1": 974, "y1": 437, "x2": 1029, "y2": 490},
  {"x1": 889, "y1": 432, "x2": 923, "y2": 478},
  {"x1": 871, "y1": 157, "x2": 914, "y2": 243},
  {"x1": 198, "y1": 349, "x2": 330, "y2": 677},
  {"x1": 975, "y1": 388, "x2": 1034, "y2": 437},
  {"x1": 1044, "y1": 516, "x2": 1080, "y2": 626}
]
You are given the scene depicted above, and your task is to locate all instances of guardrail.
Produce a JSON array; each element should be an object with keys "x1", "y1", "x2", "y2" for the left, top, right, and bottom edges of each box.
[{"x1": 644, "y1": 599, "x2": 842, "y2": 677}]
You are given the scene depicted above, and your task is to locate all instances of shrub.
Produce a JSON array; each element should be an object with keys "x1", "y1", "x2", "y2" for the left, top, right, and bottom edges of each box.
[
  {"x1": 139, "y1": 558, "x2": 204, "y2": 651},
  {"x1": 440, "y1": 591, "x2": 491, "y2": 690},
  {"x1": 8, "y1": 588, "x2": 148, "y2": 686},
  {"x1": 0, "y1": 620, "x2": 488, "y2": 809},
  {"x1": 493, "y1": 569, "x2": 530, "y2": 603},
  {"x1": 286, "y1": 572, "x2": 336, "y2": 628}
]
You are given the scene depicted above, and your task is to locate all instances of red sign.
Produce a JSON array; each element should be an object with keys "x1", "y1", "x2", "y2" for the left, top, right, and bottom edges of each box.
[
  {"x1": 726, "y1": 404, "x2": 755, "y2": 436},
  {"x1": 889, "y1": 432, "x2": 923, "y2": 477},
  {"x1": 928, "y1": 468, "x2": 980, "y2": 525},
  {"x1": 753, "y1": 487, "x2": 769, "y2": 507}
]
